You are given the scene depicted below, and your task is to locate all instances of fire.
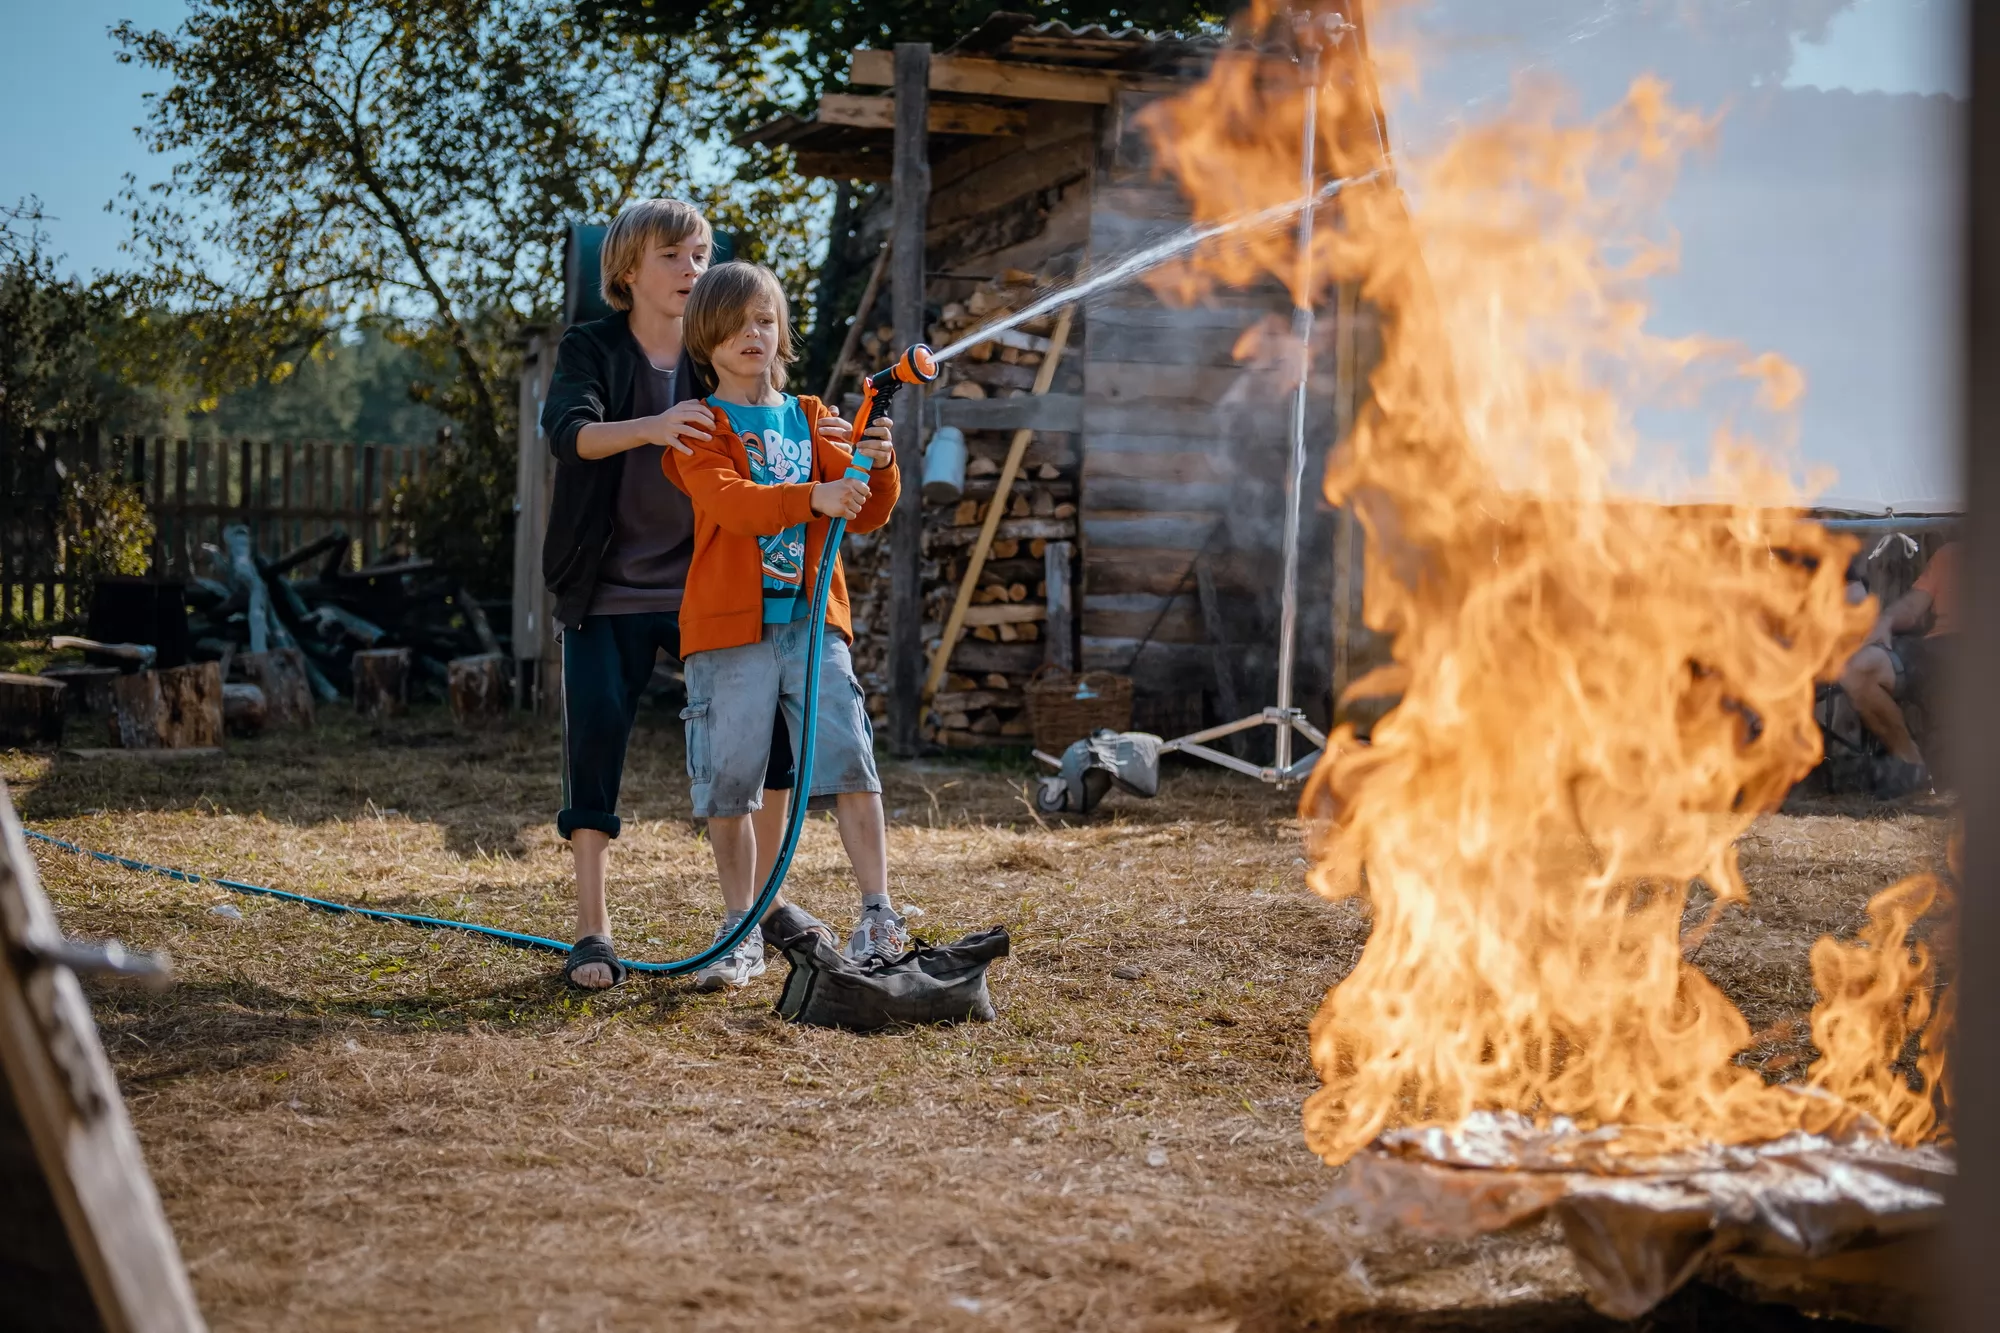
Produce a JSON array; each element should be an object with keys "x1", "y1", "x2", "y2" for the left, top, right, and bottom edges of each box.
[{"x1": 1143, "y1": 2, "x2": 1952, "y2": 1164}]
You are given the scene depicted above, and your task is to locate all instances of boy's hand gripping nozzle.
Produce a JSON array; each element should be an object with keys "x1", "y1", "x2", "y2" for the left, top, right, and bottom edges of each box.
[{"x1": 844, "y1": 344, "x2": 937, "y2": 482}]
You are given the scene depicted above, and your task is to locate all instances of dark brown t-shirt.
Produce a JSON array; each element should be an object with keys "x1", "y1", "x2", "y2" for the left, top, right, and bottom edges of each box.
[{"x1": 587, "y1": 362, "x2": 695, "y2": 617}]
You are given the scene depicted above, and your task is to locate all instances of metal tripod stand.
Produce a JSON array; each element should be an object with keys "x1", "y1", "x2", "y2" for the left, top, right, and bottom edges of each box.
[{"x1": 1159, "y1": 15, "x2": 1346, "y2": 787}]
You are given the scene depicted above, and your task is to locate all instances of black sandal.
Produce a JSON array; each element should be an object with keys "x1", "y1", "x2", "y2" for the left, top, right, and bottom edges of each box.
[{"x1": 561, "y1": 934, "x2": 628, "y2": 990}]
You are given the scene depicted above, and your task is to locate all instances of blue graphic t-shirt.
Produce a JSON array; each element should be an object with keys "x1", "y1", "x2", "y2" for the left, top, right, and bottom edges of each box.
[{"x1": 715, "y1": 394, "x2": 815, "y2": 624}]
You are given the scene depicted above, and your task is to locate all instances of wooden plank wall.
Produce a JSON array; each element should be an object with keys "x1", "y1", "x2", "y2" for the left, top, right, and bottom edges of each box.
[
  {"x1": 845, "y1": 103, "x2": 1100, "y2": 746},
  {"x1": 1079, "y1": 85, "x2": 1367, "y2": 737}
]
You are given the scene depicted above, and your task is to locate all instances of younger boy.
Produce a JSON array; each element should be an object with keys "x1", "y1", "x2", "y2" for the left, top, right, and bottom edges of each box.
[{"x1": 671, "y1": 261, "x2": 907, "y2": 990}]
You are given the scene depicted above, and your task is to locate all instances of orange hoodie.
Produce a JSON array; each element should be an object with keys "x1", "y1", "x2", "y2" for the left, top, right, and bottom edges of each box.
[{"x1": 664, "y1": 394, "x2": 901, "y2": 656}]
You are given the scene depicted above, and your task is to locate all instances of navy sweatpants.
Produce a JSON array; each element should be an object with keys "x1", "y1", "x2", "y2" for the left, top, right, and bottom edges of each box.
[{"x1": 558, "y1": 612, "x2": 791, "y2": 839}]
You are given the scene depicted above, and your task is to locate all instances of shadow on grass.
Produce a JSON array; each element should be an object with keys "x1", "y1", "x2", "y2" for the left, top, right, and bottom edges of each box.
[{"x1": 81, "y1": 966, "x2": 706, "y2": 1085}]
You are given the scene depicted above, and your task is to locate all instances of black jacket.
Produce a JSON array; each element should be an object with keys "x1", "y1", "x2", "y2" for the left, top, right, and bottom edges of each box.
[{"x1": 538, "y1": 312, "x2": 709, "y2": 628}]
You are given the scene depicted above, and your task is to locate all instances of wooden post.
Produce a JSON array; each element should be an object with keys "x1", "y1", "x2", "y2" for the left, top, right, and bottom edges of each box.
[
  {"x1": 886, "y1": 41, "x2": 931, "y2": 757},
  {"x1": 0, "y1": 786, "x2": 207, "y2": 1333},
  {"x1": 1043, "y1": 539, "x2": 1074, "y2": 673}
]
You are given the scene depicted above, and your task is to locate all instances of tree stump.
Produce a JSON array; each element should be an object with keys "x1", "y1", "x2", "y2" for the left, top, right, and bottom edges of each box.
[
  {"x1": 352, "y1": 648, "x2": 410, "y2": 719},
  {"x1": 237, "y1": 648, "x2": 315, "y2": 730},
  {"x1": 448, "y1": 653, "x2": 509, "y2": 728},
  {"x1": 40, "y1": 666, "x2": 120, "y2": 719},
  {"x1": 110, "y1": 663, "x2": 222, "y2": 750},
  {"x1": 222, "y1": 684, "x2": 268, "y2": 737},
  {"x1": 0, "y1": 673, "x2": 67, "y2": 747}
]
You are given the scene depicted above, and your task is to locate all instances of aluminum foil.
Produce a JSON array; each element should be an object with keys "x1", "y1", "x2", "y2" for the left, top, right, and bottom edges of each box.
[{"x1": 1318, "y1": 1111, "x2": 1952, "y2": 1320}]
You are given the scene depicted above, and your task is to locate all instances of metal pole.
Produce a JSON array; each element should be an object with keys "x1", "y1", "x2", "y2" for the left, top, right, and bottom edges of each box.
[{"x1": 1274, "y1": 46, "x2": 1322, "y2": 777}]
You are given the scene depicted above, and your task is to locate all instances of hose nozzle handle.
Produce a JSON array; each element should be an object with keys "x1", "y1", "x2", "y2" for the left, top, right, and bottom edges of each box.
[{"x1": 847, "y1": 344, "x2": 939, "y2": 480}]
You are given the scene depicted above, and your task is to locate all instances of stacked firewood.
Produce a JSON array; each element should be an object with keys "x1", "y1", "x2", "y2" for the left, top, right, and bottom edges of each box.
[
  {"x1": 923, "y1": 268, "x2": 1081, "y2": 748},
  {"x1": 841, "y1": 264, "x2": 1084, "y2": 750}
]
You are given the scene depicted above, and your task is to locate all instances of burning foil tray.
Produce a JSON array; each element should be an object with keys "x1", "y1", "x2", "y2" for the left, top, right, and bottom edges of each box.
[{"x1": 1317, "y1": 1111, "x2": 1952, "y2": 1323}]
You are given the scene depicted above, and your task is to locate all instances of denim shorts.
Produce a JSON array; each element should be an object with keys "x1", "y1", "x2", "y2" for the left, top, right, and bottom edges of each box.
[{"x1": 681, "y1": 621, "x2": 880, "y2": 819}]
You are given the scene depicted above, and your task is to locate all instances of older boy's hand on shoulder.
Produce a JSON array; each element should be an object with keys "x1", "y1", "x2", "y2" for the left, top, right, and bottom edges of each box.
[
  {"x1": 815, "y1": 409, "x2": 854, "y2": 447},
  {"x1": 650, "y1": 400, "x2": 716, "y2": 455},
  {"x1": 812, "y1": 477, "x2": 870, "y2": 520}
]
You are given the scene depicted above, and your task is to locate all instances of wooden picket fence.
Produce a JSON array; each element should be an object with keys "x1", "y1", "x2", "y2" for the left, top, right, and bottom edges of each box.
[{"x1": 0, "y1": 424, "x2": 434, "y2": 629}]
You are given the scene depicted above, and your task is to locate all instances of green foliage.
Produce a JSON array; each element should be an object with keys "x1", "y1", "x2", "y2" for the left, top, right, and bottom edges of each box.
[
  {"x1": 193, "y1": 324, "x2": 453, "y2": 444},
  {"x1": 1, "y1": 199, "x2": 111, "y2": 440},
  {"x1": 59, "y1": 467, "x2": 158, "y2": 614}
]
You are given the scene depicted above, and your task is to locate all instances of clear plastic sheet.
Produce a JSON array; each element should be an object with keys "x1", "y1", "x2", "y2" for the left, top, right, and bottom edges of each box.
[{"x1": 1317, "y1": 1112, "x2": 1952, "y2": 1320}]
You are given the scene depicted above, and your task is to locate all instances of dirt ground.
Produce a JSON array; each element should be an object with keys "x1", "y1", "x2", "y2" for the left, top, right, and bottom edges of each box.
[{"x1": 6, "y1": 706, "x2": 1950, "y2": 1332}]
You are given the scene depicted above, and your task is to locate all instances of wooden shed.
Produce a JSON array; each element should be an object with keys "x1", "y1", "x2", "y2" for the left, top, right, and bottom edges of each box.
[{"x1": 748, "y1": 13, "x2": 1381, "y2": 753}]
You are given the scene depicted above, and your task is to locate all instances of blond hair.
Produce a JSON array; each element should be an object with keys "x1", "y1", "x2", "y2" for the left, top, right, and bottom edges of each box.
[
  {"x1": 599, "y1": 198, "x2": 713, "y2": 312},
  {"x1": 683, "y1": 262, "x2": 797, "y2": 391}
]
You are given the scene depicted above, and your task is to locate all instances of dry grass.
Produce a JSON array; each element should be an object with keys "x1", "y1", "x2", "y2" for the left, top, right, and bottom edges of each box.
[{"x1": 7, "y1": 706, "x2": 1950, "y2": 1332}]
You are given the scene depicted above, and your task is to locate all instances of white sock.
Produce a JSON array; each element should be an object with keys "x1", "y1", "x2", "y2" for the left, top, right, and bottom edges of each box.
[{"x1": 861, "y1": 893, "x2": 892, "y2": 915}]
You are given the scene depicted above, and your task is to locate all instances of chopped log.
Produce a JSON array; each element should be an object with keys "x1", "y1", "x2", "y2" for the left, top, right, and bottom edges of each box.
[
  {"x1": 933, "y1": 727, "x2": 1030, "y2": 749},
  {"x1": 111, "y1": 664, "x2": 222, "y2": 750},
  {"x1": 962, "y1": 602, "x2": 1046, "y2": 626},
  {"x1": 982, "y1": 673, "x2": 1010, "y2": 690},
  {"x1": 0, "y1": 674, "x2": 67, "y2": 747},
  {"x1": 40, "y1": 666, "x2": 119, "y2": 718},
  {"x1": 222, "y1": 684, "x2": 268, "y2": 736},
  {"x1": 238, "y1": 649, "x2": 316, "y2": 730},
  {"x1": 352, "y1": 649, "x2": 410, "y2": 719},
  {"x1": 924, "y1": 516, "x2": 1075, "y2": 548},
  {"x1": 448, "y1": 653, "x2": 510, "y2": 728}
]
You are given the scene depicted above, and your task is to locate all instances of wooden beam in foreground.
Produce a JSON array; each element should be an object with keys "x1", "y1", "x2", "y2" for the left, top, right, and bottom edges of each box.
[
  {"x1": 851, "y1": 50, "x2": 1116, "y2": 104},
  {"x1": 0, "y1": 783, "x2": 206, "y2": 1332},
  {"x1": 817, "y1": 93, "x2": 1026, "y2": 137}
]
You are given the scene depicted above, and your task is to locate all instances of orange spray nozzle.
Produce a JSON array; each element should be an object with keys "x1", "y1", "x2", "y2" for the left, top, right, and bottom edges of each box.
[
  {"x1": 847, "y1": 344, "x2": 939, "y2": 473},
  {"x1": 862, "y1": 343, "x2": 939, "y2": 396}
]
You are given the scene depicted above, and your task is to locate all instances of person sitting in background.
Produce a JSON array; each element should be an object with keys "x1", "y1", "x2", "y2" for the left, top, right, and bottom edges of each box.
[{"x1": 1838, "y1": 540, "x2": 1959, "y2": 796}]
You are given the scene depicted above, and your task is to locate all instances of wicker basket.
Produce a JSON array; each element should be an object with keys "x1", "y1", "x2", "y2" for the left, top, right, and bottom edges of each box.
[{"x1": 1025, "y1": 667, "x2": 1133, "y2": 753}]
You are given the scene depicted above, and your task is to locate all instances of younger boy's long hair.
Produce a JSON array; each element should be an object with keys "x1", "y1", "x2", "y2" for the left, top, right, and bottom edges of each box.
[
  {"x1": 683, "y1": 262, "x2": 797, "y2": 392},
  {"x1": 600, "y1": 198, "x2": 712, "y2": 313}
]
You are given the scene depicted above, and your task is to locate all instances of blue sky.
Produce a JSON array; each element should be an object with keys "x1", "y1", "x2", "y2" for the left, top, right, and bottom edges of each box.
[{"x1": 0, "y1": 0, "x2": 1971, "y2": 281}]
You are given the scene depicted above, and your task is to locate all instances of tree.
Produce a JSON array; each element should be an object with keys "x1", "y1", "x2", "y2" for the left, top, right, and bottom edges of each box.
[
  {"x1": 0, "y1": 199, "x2": 108, "y2": 443},
  {"x1": 115, "y1": 0, "x2": 826, "y2": 591}
]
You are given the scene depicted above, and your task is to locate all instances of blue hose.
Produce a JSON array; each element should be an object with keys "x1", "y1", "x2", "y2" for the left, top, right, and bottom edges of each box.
[{"x1": 24, "y1": 455, "x2": 878, "y2": 978}]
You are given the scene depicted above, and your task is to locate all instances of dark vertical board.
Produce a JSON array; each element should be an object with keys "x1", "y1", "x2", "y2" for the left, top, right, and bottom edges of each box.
[
  {"x1": 887, "y1": 41, "x2": 932, "y2": 757},
  {"x1": 1953, "y1": 2, "x2": 1998, "y2": 1325}
]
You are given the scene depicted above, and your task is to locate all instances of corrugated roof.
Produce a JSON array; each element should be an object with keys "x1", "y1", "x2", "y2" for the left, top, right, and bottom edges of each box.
[{"x1": 948, "y1": 12, "x2": 1220, "y2": 73}]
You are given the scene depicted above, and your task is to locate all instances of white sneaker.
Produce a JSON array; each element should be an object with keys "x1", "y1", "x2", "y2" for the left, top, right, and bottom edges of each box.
[
  {"x1": 693, "y1": 919, "x2": 768, "y2": 991},
  {"x1": 844, "y1": 904, "x2": 912, "y2": 964}
]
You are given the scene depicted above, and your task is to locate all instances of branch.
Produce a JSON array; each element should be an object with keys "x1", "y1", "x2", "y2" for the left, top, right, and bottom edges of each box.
[{"x1": 610, "y1": 65, "x2": 676, "y2": 214}]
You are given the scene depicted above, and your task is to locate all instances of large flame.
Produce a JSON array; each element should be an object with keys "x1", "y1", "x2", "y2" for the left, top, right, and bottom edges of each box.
[{"x1": 1143, "y1": 2, "x2": 1951, "y2": 1165}]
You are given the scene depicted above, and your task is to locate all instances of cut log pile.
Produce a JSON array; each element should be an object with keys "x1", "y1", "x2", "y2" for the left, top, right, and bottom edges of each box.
[{"x1": 12, "y1": 525, "x2": 513, "y2": 749}]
